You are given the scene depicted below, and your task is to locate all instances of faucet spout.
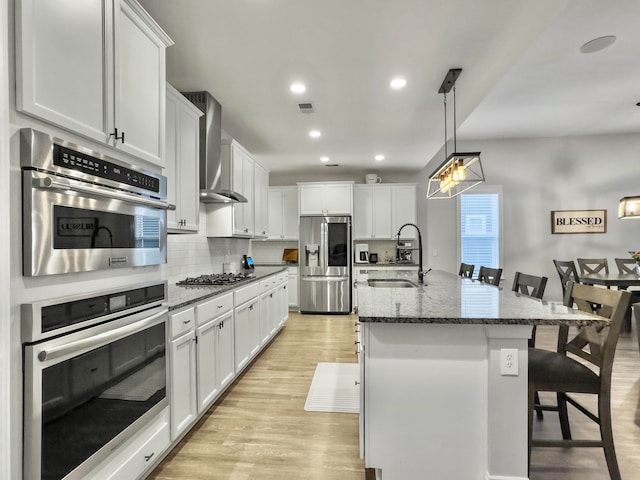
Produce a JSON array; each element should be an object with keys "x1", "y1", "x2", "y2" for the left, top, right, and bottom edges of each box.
[{"x1": 396, "y1": 223, "x2": 424, "y2": 284}]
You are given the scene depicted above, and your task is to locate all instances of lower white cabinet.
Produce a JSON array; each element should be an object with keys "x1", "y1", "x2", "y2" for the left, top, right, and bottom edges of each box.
[
  {"x1": 233, "y1": 295, "x2": 260, "y2": 372},
  {"x1": 260, "y1": 288, "x2": 275, "y2": 345},
  {"x1": 169, "y1": 307, "x2": 197, "y2": 441},
  {"x1": 287, "y1": 266, "x2": 298, "y2": 309},
  {"x1": 276, "y1": 274, "x2": 289, "y2": 328}
]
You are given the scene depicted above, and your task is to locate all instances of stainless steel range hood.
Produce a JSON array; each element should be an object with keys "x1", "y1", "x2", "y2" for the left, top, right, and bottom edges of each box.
[{"x1": 181, "y1": 91, "x2": 248, "y2": 204}]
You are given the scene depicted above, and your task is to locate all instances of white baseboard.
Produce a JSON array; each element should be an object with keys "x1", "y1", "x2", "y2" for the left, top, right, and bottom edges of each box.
[{"x1": 486, "y1": 473, "x2": 529, "y2": 480}]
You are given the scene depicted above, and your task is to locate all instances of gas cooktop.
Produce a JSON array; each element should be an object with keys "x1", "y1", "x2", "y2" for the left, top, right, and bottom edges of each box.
[{"x1": 176, "y1": 272, "x2": 254, "y2": 286}]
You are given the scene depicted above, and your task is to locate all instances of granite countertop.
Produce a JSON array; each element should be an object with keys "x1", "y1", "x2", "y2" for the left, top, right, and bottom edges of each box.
[
  {"x1": 353, "y1": 262, "x2": 419, "y2": 267},
  {"x1": 357, "y1": 269, "x2": 607, "y2": 327},
  {"x1": 168, "y1": 266, "x2": 287, "y2": 311}
]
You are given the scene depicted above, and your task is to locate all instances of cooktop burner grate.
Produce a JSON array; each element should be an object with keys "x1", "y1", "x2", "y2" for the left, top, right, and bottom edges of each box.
[{"x1": 176, "y1": 273, "x2": 254, "y2": 286}]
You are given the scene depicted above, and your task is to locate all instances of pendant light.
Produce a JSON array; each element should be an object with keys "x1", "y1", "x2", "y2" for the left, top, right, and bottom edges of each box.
[
  {"x1": 618, "y1": 196, "x2": 640, "y2": 219},
  {"x1": 427, "y1": 68, "x2": 484, "y2": 199}
]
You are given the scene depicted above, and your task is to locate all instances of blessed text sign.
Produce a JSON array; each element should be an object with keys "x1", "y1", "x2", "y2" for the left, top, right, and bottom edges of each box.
[{"x1": 550, "y1": 209, "x2": 607, "y2": 234}]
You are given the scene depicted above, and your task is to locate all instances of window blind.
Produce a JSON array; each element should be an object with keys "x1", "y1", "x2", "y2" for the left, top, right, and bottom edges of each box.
[{"x1": 460, "y1": 194, "x2": 499, "y2": 276}]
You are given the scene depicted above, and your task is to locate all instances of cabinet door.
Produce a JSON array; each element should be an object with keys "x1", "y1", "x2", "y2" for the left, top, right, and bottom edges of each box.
[
  {"x1": 299, "y1": 184, "x2": 326, "y2": 215},
  {"x1": 248, "y1": 298, "x2": 261, "y2": 356},
  {"x1": 16, "y1": 0, "x2": 110, "y2": 141},
  {"x1": 277, "y1": 283, "x2": 288, "y2": 327},
  {"x1": 259, "y1": 292, "x2": 272, "y2": 345},
  {"x1": 325, "y1": 184, "x2": 353, "y2": 215},
  {"x1": 242, "y1": 154, "x2": 255, "y2": 235},
  {"x1": 165, "y1": 88, "x2": 179, "y2": 230},
  {"x1": 372, "y1": 186, "x2": 392, "y2": 238},
  {"x1": 177, "y1": 100, "x2": 201, "y2": 231},
  {"x1": 267, "y1": 188, "x2": 284, "y2": 239},
  {"x1": 216, "y1": 312, "x2": 235, "y2": 390},
  {"x1": 254, "y1": 163, "x2": 269, "y2": 237},
  {"x1": 114, "y1": 0, "x2": 168, "y2": 166},
  {"x1": 353, "y1": 186, "x2": 373, "y2": 239},
  {"x1": 288, "y1": 273, "x2": 298, "y2": 308},
  {"x1": 196, "y1": 320, "x2": 218, "y2": 413},
  {"x1": 233, "y1": 303, "x2": 251, "y2": 372},
  {"x1": 392, "y1": 185, "x2": 417, "y2": 237},
  {"x1": 282, "y1": 187, "x2": 299, "y2": 239},
  {"x1": 170, "y1": 330, "x2": 197, "y2": 440}
]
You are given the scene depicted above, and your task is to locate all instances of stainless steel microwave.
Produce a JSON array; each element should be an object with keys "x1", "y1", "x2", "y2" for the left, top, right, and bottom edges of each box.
[{"x1": 21, "y1": 129, "x2": 173, "y2": 276}]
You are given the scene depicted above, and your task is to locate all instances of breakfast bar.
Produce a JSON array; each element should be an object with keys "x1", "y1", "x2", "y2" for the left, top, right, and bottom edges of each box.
[{"x1": 356, "y1": 270, "x2": 607, "y2": 480}]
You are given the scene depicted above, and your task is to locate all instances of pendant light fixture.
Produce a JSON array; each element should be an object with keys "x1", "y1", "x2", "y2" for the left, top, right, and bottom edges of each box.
[
  {"x1": 618, "y1": 196, "x2": 640, "y2": 219},
  {"x1": 427, "y1": 68, "x2": 484, "y2": 199}
]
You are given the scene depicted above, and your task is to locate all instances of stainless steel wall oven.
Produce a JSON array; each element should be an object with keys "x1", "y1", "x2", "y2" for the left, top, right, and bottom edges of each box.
[
  {"x1": 21, "y1": 129, "x2": 172, "y2": 276},
  {"x1": 22, "y1": 281, "x2": 169, "y2": 480}
]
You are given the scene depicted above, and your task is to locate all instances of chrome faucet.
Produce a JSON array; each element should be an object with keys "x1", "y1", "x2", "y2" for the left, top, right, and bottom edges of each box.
[{"x1": 396, "y1": 223, "x2": 424, "y2": 284}]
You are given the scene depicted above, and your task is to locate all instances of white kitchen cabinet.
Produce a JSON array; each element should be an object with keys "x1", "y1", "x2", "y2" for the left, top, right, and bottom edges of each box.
[
  {"x1": 298, "y1": 182, "x2": 353, "y2": 216},
  {"x1": 392, "y1": 184, "x2": 417, "y2": 237},
  {"x1": 287, "y1": 266, "x2": 299, "y2": 309},
  {"x1": 259, "y1": 288, "x2": 275, "y2": 345},
  {"x1": 268, "y1": 187, "x2": 299, "y2": 240},
  {"x1": 16, "y1": 0, "x2": 173, "y2": 167},
  {"x1": 353, "y1": 185, "x2": 392, "y2": 239},
  {"x1": 165, "y1": 83, "x2": 202, "y2": 232},
  {"x1": 169, "y1": 308, "x2": 197, "y2": 440},
  {"x1": 233, "y1": 283, "x2": 261, "y2": 372},
  {"x1": 206, "y1": 140, "x2": 258, "y2": 237},
  {"x1": 254, "y1": 162, "x2": 270, "y2": 238},
  {"x1": 276, "y1": 274, "x2": 289, "y2": 328}
]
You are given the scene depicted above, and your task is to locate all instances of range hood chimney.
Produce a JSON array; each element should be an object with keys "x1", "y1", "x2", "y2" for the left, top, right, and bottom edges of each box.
[{"x1": 181, "y1": 91, "x2": 248, "y2": 204}]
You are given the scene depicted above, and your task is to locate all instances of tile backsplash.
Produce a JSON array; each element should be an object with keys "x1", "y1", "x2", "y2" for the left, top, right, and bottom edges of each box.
[
  {"x1": 251, "y1": 240, "x2": 298, "y2": 263},
  {"x1": 163, "y1": 207, "x2": 251, "y2": 283}
]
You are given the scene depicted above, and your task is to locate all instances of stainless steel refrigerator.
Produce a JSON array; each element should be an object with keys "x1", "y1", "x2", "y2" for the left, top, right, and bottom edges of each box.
[{"x1": 299, "y1": 216, "x2": 351, "y2": 314}]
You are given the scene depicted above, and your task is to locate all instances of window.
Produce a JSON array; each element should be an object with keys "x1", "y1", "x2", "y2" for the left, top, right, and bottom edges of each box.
[{"x1": 459, "y1": 188, "x2": 501, "y2": 278}]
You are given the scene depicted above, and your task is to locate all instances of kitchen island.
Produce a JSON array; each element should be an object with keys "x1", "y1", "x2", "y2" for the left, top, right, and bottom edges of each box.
[{"x1": 356, "y1": 270, "x2": 605, "y2": 480}]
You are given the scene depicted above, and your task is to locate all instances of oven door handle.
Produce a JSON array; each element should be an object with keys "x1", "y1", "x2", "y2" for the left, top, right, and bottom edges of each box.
[
  {"x1": 37, "y1": 308, "x2": 168, "y2": 363},
  {"x1": 33, "y1": 175, "x2": 176, "y2": 211}
]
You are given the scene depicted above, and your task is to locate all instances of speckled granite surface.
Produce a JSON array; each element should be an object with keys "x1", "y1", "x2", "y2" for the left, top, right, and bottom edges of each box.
[
  {"x1": 357, "y1": 270, "x2": 607, "y2": 327},
  {"x1": 168, "y1": 266, "x2": 286, "y2": 311}
]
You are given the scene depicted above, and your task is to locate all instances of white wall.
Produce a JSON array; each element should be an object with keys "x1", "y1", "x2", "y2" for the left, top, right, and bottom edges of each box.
[
  {"x1": 418, "y1": 133, "x2": 640, "y2": 300},
  {"x1": 269, "y1": 169, "x2": 419, "y2": 186}
]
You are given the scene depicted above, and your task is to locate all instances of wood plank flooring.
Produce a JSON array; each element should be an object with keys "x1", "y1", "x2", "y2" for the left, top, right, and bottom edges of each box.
[{"x1": 148, "y1": 313, "x2": 640, "y2": 480}]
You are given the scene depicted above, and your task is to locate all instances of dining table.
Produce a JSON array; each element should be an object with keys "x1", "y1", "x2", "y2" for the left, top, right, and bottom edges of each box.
[{"x1": 578, "y1": 272, "x2": 640, "y2": 334}]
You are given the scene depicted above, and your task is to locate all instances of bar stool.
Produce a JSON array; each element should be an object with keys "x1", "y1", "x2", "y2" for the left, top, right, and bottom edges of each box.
[
  {"x1": 477, "y1": 266, "x2": 502, "y2": 286},
  {"x1": 458, "y1": 262, "x2": 474, "y2": 279}
]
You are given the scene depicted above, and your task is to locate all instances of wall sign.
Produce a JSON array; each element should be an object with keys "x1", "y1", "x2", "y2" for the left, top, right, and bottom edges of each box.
[{"x1": 550, "y1": 209, "x2": 607, "y2": 234}]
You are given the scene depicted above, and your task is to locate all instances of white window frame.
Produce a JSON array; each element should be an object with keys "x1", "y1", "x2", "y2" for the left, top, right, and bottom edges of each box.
[{"x1": 456, "y1": 185, "x2": 503, "y2": 276}]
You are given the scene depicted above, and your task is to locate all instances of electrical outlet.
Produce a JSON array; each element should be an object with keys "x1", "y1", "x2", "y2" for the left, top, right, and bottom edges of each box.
[{"x1": 500, "y1": 348, "x2": 519, "y2": 376}]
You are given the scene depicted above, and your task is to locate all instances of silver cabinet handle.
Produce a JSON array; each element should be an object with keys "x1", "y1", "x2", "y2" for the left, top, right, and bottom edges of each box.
[
  {"x1": 144, "y1": 452, "x2": 155, "y2": 462},
  {"x1": 183, "y1": 319, "x2": 191, "y2": 325}
]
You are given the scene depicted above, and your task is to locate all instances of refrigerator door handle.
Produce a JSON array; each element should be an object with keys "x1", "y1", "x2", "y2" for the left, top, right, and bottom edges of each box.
[
  {"x1": 301, "y1": 276, "x2": 349, "y2": 282},
  {"x1": 322, "y1": 220, "x2": 328, "y2": 271}
]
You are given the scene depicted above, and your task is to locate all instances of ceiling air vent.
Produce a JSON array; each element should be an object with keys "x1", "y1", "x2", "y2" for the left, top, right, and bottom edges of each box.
[
  {"x1": 298, "y1": 102, "x2": 314, "y2": 114},
  {"x1": 324, "y1": 163, "x2": 339, "y2": 167}
]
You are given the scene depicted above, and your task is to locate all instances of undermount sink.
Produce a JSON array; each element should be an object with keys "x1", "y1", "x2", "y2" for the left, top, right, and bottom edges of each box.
[{"x1": 367, "y1": 279, "x2": 418, "y2": 288}]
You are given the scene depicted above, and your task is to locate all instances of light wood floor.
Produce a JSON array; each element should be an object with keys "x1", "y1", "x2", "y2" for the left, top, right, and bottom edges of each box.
[{"x1": 148, "y1": 313, "x2": 640, "y2": 480}]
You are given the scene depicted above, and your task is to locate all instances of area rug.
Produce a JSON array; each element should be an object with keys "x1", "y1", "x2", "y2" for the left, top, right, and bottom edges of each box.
[{"x1": 304, "y1": 362, "x2": 360, "y2": 413}]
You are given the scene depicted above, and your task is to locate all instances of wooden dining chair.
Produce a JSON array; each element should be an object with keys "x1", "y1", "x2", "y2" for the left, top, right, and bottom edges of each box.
[
  {"x1": 528, "y1": 281, "x2": 631, "y2": 480},
  {"x1": 512, "y1": 271, "x2": 548, "y2": 419},
  {"x1": 458, "y1": 262, "x2": 475, "y2": 279},
  {"x1": 553, "y1": 259, "x2": 580, "y2": 298},
  {"x1": 477, "y1": 266, "x2": 502, "y2": 286},
  {"x1": 614, "y1": 257, "x2": 637, "y2": 275},
  {"x1": 614, "y1": 258, "x2": 640, "y2": 332},
  {"x1": 577, "y1": 257, "x2": 609, "y2": 275}
]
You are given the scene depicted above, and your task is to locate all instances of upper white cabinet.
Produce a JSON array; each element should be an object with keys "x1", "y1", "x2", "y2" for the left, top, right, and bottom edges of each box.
[
  {"x1": 165, "y1": 84, "x2": 202, "y2": 232},
  {"x1": 392, "y1": 184, "x2": 417, "y2": 238},
  {"x1": 16, "y1": 0, "x2": 173, "y2": 167},
  {"x1": 353, "y1": 185, "x2": 392, "y2": 239},
  {"x1": 298, "y1": 182, "x2": 353, "y2": 216},
  {"x1": 353, "y1": 184, "x2": 416, "y2": 240},
  {"x1": 254, "y1": 162, "x2": 270, "y2": 238},
  {"x1": 268, "y1": 186, "x2": 298, "y2": 240},
  {"x1": 206, "y1": 140, "x2": 259, "y2": 238}
]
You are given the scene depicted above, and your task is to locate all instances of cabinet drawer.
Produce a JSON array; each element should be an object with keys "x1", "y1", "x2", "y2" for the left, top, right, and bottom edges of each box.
[
  {"x1": 260, "y1": 276, "x2": 278, "y2": 293},
  {"x1": 169, "y1": 307, "x2": 195, "y2": 339},
  {"x1": 195, "y1": 293, "x2": 233, "y2": 324},
  {"x1": 277, "y1": 272, "x2": 288, "y2": 285},
  {"x1": 234, "y1": 282, "x2": 260, "y2": 306},
  {"x1": 106, "y1": 419, "x2": 170, "y2": 480}
]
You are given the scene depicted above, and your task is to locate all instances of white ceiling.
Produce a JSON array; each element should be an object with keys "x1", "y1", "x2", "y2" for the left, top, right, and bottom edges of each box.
[{"x1": 138, "y1": 0, "x2": 640, "y2": 174}]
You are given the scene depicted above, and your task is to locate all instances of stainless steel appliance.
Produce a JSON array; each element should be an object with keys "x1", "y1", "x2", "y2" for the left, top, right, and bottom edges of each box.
[
  {"x1": 396, "y1": 241, "x2": 413, "y2": 263},
  {"x1": 355, "y1": 244, "x2": 369, "y2": 263},
  {"x1": 181, "y1": 91, "x2": 247, "y2": 203},
  {"x1": 299, "y1": 216, "x2": 351, "y2": 314},
  {"x1": 22, "y1": 281, "x2": 168, "y2": 480},
  {"x1": 176, "y1": 272, "x2": 254, "y2": 286},
  {"x1": 21, "y1": 129, "x2": 172, "y2": 276}
]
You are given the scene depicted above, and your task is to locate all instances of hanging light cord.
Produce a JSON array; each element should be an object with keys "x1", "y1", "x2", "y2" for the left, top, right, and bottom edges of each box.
[
  {"x1": 453, "y1": 86, "x2": 457, "y2": 152},
  {"x1": 443, "y1": 92, "x2": 448, "y2": 159}
]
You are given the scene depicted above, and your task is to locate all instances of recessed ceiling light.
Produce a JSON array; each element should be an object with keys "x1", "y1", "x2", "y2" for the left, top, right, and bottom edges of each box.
[
  {"x1": 375, "y1": 154, "x2": 385, "y2": 161},
  {"x1": 290, "y1": 82, "x2": 306, "y2": 94},
  {"x1": 320, "y1": 156, "x2": 330, "y2": 162},
  {"x1": 390, "y1": 77, "x2": 407, "y2": 90},
  {"x1": 309, "y1": 130, "x2": 322, "y2": 138},
  {"x1": 580, "y1": 35, "x2": 616, "y2": 54}
]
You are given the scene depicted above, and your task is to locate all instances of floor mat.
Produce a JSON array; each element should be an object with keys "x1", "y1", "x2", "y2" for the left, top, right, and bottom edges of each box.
[{"x1": 304, "y1": 362, "x2": 359, "y2": 413}]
